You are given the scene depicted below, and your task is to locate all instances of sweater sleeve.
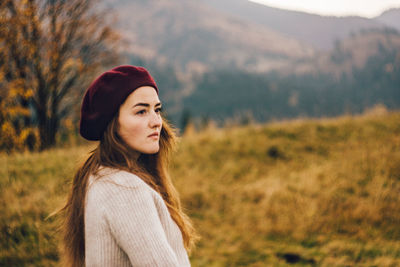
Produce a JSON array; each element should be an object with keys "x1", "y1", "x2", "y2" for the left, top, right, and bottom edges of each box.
[{"x1": 103, "y1": 183, "x2": 180, "y2": 267}]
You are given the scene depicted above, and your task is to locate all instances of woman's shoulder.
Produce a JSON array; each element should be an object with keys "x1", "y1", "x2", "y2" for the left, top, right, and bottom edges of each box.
[
  {"x1": 87, "y1": 167, "x2": 149, "y2": 195},
  {"x1": 85, "y1": 167, "x2": 161, "y2": 213}
]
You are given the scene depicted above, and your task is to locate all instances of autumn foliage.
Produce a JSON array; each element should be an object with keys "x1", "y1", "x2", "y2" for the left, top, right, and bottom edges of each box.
[{"x1": 0, "y1": 0, "x2": 119, "y2": 151}]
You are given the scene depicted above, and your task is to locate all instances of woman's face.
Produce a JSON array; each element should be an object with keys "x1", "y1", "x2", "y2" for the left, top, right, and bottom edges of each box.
[{"x1": 117, "y1": 86, "x2": 162, "y2": 155}]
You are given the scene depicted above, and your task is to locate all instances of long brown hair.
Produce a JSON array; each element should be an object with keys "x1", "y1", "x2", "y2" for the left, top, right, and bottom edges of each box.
[{"x1": 61, "y1": 116, "x2": 198, "y2": 267}]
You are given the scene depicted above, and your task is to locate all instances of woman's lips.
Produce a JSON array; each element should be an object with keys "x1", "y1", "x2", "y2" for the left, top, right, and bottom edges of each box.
[{"x1": 148, "y1": 132, "x2": 159, "y2": 139}]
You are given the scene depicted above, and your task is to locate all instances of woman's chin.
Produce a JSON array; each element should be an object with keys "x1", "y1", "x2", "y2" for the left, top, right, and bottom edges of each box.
[{"x1": 142, "y1": 146, "x2": 160, "y2": 155}]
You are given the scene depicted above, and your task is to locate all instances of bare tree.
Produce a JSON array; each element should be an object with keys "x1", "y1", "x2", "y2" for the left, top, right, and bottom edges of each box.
[{"x1": 0, "y1": 0, "x2": 119, "y2": 150}]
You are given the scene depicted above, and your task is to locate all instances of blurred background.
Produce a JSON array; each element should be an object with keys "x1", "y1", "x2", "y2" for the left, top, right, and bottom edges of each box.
[{"x1": 1, "y1": 0, "x2": 400, "y2": 266}]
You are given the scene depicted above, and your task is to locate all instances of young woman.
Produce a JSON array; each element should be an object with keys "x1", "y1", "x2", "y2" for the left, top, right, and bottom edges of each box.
[{"x1": 61, "y1": 65, "x2": 198, "y2": 266}]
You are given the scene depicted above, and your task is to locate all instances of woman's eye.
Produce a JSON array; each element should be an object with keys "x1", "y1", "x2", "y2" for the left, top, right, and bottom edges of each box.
[
  {"x1": 155, "y1": 107, "x2": 162, "y2": 113},
  {"x1": 136, "y1": 110, "x2": 146, "y2": 115}
]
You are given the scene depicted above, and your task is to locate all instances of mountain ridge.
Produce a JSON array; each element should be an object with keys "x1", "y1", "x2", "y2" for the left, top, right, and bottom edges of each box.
[
  {"x1": 100, "y1": 0, "x2": 400, "y2": 126},
  {"x1": 202, "y1": 0, "x2": 395, "y2": 50},
  {"x1": 109, "y1": 0, "x2": 315, "y2": 74},
  {"x1": 107, "y1": 0, "x2": 400, "y2": 75},
  {"x1": 374, "y1": 8, "x2": 400, "y2": 31}
]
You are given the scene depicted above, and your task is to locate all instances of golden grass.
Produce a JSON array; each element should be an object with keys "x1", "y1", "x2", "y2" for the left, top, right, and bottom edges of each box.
[{"x1": 1, "y1": 111, "x2": 400, "y2": 266}]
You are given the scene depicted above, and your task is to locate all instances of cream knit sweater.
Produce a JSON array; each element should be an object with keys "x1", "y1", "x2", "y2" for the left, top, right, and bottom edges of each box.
[{"x1": 84, "y1": 167, "x2": 191, "y2": 267}]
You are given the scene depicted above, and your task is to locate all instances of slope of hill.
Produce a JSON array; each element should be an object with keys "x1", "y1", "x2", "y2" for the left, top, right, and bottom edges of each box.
[
  {"x1": 202, "y1": 0, "x2": 392, "y2": 50},
  {"x1": 1, "y1": 111, "x2": 400, "y2": 266},
  {"x1": 182, "y1": 30, "x2": 400, "y2": 126},
  {"x1": 98, "y1": 0, "x2": 400, "y2": 126},
  {"x1": 375, "y1": 8, "x2": 400, "y2": 31},
  {"x1": 290, "y1": 28, "x2": 400, "y2": 75},
  {"x1": 106, "y1": 0, "x2": 399, "y2": 74},
  {"x1": 107, "y1": 0, "x2": 315, "y2": 73}
]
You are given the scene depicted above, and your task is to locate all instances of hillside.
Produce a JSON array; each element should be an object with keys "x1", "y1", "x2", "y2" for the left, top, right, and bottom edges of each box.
[
  {"x1": 99, "y1": 0, "x2": 400, "y2": 127},
  {"x1": 107, "y1": 0, "x2": 315, "y2": 73},
  {"x1": 375, "y1": 8, "x2": 400, "y2": 31},
  {"x1": 290, "y1": 28, "x2": 400, "y2": 75},
  {"x1": 203, "y1": 0, "x2": 391, "y2": 50},
  {"x1": 182, "y1": 37, "x2": 400, "y2": 127},
  {"x1": 108, "y1": 0, "x2": 399, "y2": 73},
  {"x1": 1, "y1": 111, "x2": 400, "y2": 266}
]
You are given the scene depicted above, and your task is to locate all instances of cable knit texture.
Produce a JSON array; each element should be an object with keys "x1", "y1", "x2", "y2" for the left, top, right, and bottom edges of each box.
[{"x1": 84, "y1": 167, "x2": 191, "y2": 266}]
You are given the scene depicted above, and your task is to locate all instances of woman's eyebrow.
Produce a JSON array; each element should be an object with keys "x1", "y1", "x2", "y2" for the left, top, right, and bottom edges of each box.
[{"x1": 132, "y1": 102, "x2": 161, "y2": 108}]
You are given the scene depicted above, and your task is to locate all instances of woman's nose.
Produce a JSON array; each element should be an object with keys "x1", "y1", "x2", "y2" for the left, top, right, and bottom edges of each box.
[{"x1": 149, "y1": 111, "x2": 162, "y2": 128}]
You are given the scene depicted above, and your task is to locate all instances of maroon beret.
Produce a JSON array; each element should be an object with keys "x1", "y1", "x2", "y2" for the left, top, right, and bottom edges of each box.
[{"x1": 80, "y1": 65, "x2": 158, "y2": 141}]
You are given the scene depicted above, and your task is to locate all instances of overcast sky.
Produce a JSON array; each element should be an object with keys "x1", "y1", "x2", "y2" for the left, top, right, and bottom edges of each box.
[{"x1": 249, "y1": 0, "x2": 400, "y2": 18}]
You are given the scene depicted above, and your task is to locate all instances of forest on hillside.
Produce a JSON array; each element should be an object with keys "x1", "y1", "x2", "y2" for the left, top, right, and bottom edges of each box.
[{"x1": 142, "y1": 38, "x2": 400, "y2": 128}]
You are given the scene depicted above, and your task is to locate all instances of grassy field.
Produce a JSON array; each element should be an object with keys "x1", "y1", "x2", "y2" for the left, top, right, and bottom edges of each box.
[{"x1": 1, "y1": 111, "x2": 400, "y2": 266}]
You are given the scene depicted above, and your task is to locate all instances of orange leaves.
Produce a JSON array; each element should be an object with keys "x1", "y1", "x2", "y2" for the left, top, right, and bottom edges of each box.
[
  {"x1": 0, "y1": 120, "x2": 38, "y2": 151},
  {"x1": 0, "y1": 78, "x2": 35, "y2": 151},
  {"x1": 0, "y1": 0, "x2": 120, "y2": 150}
]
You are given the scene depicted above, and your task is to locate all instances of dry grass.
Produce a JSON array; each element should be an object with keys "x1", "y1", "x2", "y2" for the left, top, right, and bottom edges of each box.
[{"x1": 1, "y1": 112, "x2": 400, "y2": 266}]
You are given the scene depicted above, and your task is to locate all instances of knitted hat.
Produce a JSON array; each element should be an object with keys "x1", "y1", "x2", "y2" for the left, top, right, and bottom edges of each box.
[{"x1": 80, "y1": 65, "x2": 158, "y2": 141}]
